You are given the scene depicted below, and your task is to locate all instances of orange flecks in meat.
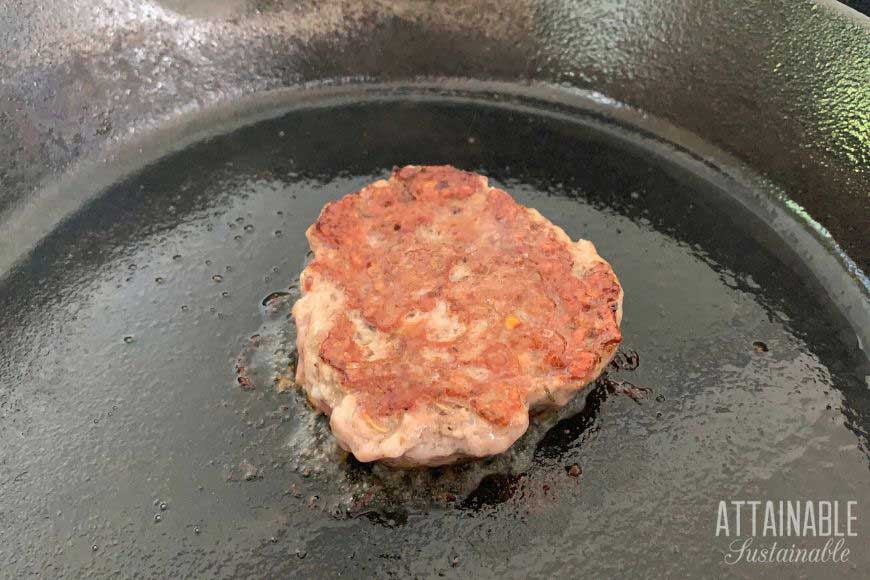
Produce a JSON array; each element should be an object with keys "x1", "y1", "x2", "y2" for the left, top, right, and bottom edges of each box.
[
  {"x1": 308, "y1": 166, "x2": 621, "y2": 420},
  {"x1": 360, "y1": 409, "x2": 391, "y2": 433}
]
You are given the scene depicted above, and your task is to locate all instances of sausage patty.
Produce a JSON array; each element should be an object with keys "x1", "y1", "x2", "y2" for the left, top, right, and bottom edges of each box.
[{"x1": 292, "y1": 165, "x2": 623, "y2": 466}]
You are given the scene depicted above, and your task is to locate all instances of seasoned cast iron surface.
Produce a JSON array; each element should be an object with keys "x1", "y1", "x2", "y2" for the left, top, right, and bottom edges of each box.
[
  {"x1": 1, "y1": 99, "x2": 867, "y2": 577},
  {"x1": 0, "y1": 0, "x2": 868, "y2": 269}
]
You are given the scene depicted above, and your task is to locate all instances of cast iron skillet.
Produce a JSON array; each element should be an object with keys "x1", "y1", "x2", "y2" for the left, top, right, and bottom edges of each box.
[{"x1": 1, "y1": 1, "x2": 868, "y2": 578}]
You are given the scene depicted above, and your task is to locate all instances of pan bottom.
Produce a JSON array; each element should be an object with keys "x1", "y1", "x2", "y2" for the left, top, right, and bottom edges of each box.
[{"x1": 1, "y1": 88, "x2": 867, "y2": 577}]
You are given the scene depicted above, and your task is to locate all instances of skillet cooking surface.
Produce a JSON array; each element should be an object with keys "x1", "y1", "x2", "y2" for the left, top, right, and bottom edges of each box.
[{"x1": 1, "y1": 92, "x2": 868, "y2": 577}]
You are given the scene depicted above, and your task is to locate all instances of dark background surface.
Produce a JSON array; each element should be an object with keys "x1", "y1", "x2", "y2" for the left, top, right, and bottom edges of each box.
[{"x1": 844, "y1": 0, "x2": 870, "y2": 15}]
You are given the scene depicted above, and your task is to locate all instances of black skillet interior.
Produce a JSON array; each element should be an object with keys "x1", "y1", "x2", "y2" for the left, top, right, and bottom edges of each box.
[
  {"x1": 1, "y1": 92, "x2": 868, "y2": 577},
  {"x1": 2, "y1": 0, "x2": 870, "y2": 578}
]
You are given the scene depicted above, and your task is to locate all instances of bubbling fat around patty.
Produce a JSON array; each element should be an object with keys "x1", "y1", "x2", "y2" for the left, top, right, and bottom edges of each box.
[{"x1": 292, "y1": 165, "x2": 623, "y2": 467}]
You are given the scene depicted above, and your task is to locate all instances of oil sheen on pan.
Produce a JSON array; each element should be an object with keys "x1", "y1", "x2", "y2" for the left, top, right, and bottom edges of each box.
[
  {"x1": 4, "y1": 96, "x2": 868, "y2": 578},
  {"x1": 292, "y1": 165, "x2": 623, "y2": 466}
]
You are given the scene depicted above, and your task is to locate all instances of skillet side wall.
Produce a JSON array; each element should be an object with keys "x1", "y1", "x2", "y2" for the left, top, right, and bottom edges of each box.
[{"x1": 1, "y1": 0, "x2": 868, "y2": 270}]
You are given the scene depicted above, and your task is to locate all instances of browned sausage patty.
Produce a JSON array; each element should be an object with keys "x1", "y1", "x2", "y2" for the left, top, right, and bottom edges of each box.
[{"x1": 292, "y1": 165, "x2": 623, "y2": 466}]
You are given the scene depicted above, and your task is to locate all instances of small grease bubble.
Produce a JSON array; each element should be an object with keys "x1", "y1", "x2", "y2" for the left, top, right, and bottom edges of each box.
[
  {"x1": 262, "y1": 291, "x2": 290, "y2": 306},
  {"x1": 753, "y1": 341, "x2": 769, "y2": 353}
]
